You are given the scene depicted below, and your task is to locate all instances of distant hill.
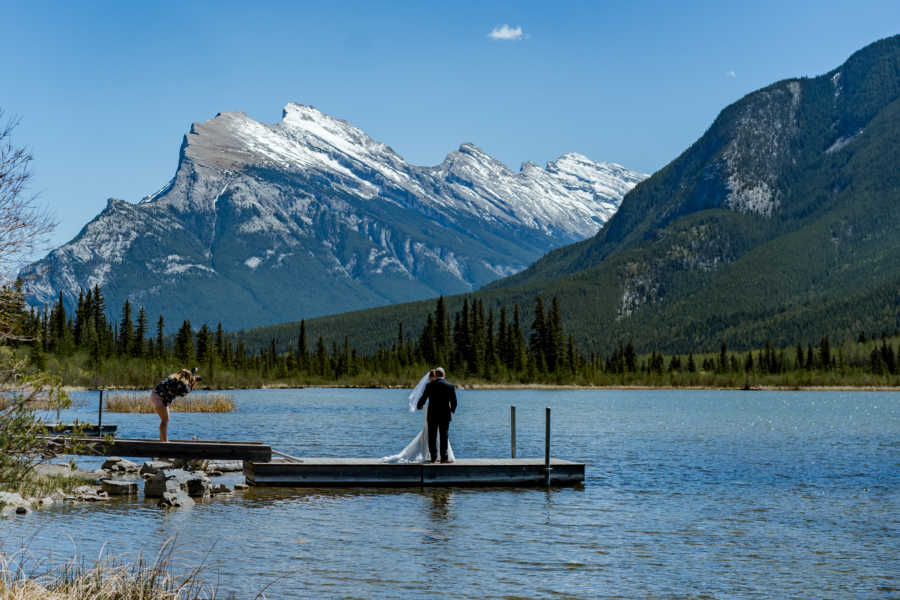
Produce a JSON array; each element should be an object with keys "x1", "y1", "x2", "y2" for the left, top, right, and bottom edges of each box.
[
  {"x1": 238, "y1": 35, "x2": 900, "y2": 356},
  {"x1": 20, "y1": 104, "x2": 645, "y2": 331}
]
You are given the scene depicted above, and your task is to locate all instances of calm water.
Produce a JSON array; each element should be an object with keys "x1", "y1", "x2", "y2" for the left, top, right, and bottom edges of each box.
[{"x1": 2, "y1": 388, "x2": 898, "y2": 598}]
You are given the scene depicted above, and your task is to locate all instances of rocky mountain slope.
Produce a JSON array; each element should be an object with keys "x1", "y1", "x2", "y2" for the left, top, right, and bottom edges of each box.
[
  {"x1": 270, "y1": 35, "x2": 900, "y2": 355},
  {"x1": 21, "y1": 104, "x2": 645, "y2": 330}
]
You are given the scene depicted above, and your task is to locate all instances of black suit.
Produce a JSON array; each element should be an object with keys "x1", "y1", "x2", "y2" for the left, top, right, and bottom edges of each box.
[{"x1": 417, "y1": 378, "x2": 457, "y2": 461}]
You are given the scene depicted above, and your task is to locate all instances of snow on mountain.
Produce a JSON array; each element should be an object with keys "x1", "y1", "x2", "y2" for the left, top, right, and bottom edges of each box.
[{"x1": 21, "y1": 103, "x2": 647, "y2": 330}]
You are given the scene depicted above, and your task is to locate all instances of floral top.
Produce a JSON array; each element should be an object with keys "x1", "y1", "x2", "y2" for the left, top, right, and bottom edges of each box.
[{"x1": 154, "y1": 377, "x2": 190, "y2": 406}]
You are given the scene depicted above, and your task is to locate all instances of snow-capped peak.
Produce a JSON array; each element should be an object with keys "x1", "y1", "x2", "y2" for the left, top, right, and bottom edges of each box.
[
  {"x1": 279, "y1": 103, "x2": 375, "y2": 149},
  {"x1": 20, "y1": 100, "x2": 648, "y2": 332},
  {"x1": 546, "y1": 153, "x2": 645, "y2": 200},
  {"x1": 276, "y1": 102, "x2": 411, "y2": 187},
  {"x1": 164, "y1": 102, "x2": 646, "y2": 237}
]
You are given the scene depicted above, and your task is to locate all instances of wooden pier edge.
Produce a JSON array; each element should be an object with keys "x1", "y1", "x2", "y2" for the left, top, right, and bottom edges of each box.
[
  {"x1": 42, "y1": 436, "x2": 272, "y2": 462},
  {"x1": 243, "y1": 458, "x2": 585, "y2": 487}
]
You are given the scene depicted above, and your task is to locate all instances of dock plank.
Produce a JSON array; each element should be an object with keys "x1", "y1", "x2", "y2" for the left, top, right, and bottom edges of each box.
[
  {"x1": 245, "y1": 458, "x2": 584, "y2": 487},
  {"x1": 43, "y1": 436, "x2": 272, "y2": 462}
]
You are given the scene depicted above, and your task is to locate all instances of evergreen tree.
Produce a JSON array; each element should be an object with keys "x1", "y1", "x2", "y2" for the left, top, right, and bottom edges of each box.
[
  {"x1": 470, "y1": 299, "x2": 485, "y2": 375},
  {"x1": 6, "y1": 277, "x2": 27, "y2": 344},
  {"x1": 197, "y1": 324, "x2": 212, "y2": 364},
  {"x1": 870, "y1": 346, "x2": 883, "y2": 373},
  {"x1": 451, "y1": 311, "x2": 464, "y2": 372},
  {"x1": 91, "y1": 285, "x2": 106, "y2": 330},
  {"x1": 396, "y1": 321, "x2": 407, "y2": 366},
  {"x1": 118, "y1": 300, "x2": 133, "y2": 357},
  {"x1": 207, "y1": 336, "x2": 215, "y2": 383},
  {"x1": 235, "y1": 340, "x2": 247, "y2": 369},
  {"x1": 267, "y1": 338, "x2": 277, "y2": 372},
  {"x1": 546, "y1": 297, "x2": 565, "y2": 372},
  {"x1": 434, "y1": 296, "x2": 449, "y2": 364},
  {"x1": 315, "y1": 336, "x2": 328, "y2": 376},
  {"x1": 529, "y1": 296, "x2": 548, "y2": 373},
  {"x1": 819, "y1": 335, "x2": 831, "y2": 370},
  {"x1": 485, "y1": 308, "x2": 496, "y2": 373},
  {"x1": 52, "y1": 291, "x2": 75, "y2": 355},
  {"x1": 215, "y1": 323, "x2": 225, "y2": 360},
  {"x1": 764, "y1": 340, "x2": 776, "y2": 373},
  {"x1": 624, "y1": 341, "x2": 637, "y2": 372},
  {"x1": 73, "y1": 290, "x2": 85, "y2": 347},
  {"x1": 567, "y1": 335, "x2": 577, "y2": 374},
  {"x1": 173, "y1": 320, "x2": 194, "y2": 364},
  {"x1": 156, "y1": 315, "x2": 165, "y2": 358},
  {"x1": 80, "y1": 308, "x2": 98, "y2": 358},
  {"x1": 88, "y1": 335, "x2": 102, "y2": 369},
  {"x1": 512, "y1": 304, "x2": 526, "y2": 372},
  {"x1": 91, "y1": 285, "x2": 109, "y2": 354},
  {"x1": 881, "y1": 340, "x2": 897, "y2": 374},
  {"x1": 134, "y1": 306, "x2": 147, "y2": 357},
  {"x1": 419, "y1": 313, "x2": 437, "y2": 366},
  {"x1": 297, "y1": 320, "x2": 308, "y2": 372},
  {"x1": 497, "y1": 306, "x2": 509, "y2": 369}
]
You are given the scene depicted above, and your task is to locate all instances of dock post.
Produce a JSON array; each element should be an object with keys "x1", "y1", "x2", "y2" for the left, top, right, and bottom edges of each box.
[
  {"x1": 544, "y1": 407, "x2": 551, "y2": 486},
  {"x1": 510, "y1": 405, "x2": 516, "y2": 458},
  {"x1": 98, "y1": 389, "x2": 103, "y2": 431}
]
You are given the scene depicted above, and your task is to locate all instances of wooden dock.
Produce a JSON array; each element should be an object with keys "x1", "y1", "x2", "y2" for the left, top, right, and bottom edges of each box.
[
  {"x1": 244, "y1": 458, "x2": 585, "y2": 487},
  {"x1": 44, "y1": 406, "x2": 584, "y2": 487},
  {"x1": 43, "y1": 436, "x2": 272, "y2": 462}
]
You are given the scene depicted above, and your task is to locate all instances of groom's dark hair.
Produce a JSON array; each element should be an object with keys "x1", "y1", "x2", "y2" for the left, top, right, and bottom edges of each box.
[{"x1": 435, "y1": 367, "x2": 446, "y2": 378}]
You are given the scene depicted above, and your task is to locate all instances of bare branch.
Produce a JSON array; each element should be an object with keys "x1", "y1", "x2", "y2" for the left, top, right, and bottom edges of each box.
[{"x1": 0, "y1": 109, "x2": 56, "y2": 284}]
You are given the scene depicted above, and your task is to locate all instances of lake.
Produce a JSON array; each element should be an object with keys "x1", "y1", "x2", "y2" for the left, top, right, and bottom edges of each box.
[{"x1": 2, "y1": 388, "x2": 898, "y2": 598}]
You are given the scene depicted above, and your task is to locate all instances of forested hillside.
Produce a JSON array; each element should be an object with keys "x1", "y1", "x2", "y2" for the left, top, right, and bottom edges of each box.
[{"x1": 253, "y1": 35, "x2": 900, "y2": 356}]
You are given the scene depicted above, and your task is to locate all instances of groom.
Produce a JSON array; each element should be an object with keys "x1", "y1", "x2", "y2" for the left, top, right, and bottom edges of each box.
[{"x1": 416, "y1": 367, "x2": 457, "y2": 463}]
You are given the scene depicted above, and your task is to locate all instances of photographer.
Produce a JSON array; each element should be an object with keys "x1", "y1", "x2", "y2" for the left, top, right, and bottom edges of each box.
[{"x1": 149, "y1": 368, "x2": 200, "y2": 441}]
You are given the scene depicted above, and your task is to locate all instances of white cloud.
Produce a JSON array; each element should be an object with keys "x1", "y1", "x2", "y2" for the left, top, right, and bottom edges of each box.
[
  {"x1": 488, "y1": 24, "x2": 524, "y2": 41},
  {"x1": 726, "y1": 70, "x2": 737, "y2": 78}
]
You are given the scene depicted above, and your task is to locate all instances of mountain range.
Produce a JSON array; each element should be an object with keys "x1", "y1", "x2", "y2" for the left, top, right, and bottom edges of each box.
[
  {"x1": 21, "y1": 104, "x2": 645, "y2": 330},
  {"x1": 250, "y1": 34, "x2": 900, "y2": 356}
]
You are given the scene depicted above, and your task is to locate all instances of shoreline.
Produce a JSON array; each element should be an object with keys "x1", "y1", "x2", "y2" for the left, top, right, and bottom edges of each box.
[{"x1": 62, "y1": 383, "x2": 900, "y2": 393}]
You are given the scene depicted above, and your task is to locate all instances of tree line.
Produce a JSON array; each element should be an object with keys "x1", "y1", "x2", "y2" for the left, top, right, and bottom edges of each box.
[{"x1": 7, "y1": 280, "x2": 900, "y2": 387}]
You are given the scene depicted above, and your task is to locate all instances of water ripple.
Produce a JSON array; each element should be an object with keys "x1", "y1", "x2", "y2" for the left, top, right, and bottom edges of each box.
[{"x1": 2, "y1": 388, "x2": 898, "y2": 598}]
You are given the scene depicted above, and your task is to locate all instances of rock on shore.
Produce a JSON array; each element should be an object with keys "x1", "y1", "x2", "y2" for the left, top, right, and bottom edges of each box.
[{"x1": 144, "y1": 469, "x2": 211, "y2": 499}]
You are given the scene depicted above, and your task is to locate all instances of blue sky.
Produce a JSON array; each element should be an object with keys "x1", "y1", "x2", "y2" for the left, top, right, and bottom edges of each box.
[{"x1": 2, "y1": 1, "x2": 898, "y2": 251}]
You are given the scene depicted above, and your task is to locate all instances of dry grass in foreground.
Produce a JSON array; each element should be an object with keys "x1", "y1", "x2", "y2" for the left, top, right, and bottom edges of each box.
[
  {"x1": 105, "y1": 393, "x2": 235, "y2": 413},
  {"x1": 0, "y1": 540, "x2": 229, "y2": 600}
]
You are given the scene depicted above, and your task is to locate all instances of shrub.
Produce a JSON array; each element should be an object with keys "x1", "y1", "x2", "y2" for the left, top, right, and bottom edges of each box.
[{"x1": 0, "y1": 352, "x2": 68, "y2": 489}]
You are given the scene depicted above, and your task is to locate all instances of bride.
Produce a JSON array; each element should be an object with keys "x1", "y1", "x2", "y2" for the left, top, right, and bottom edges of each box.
[{"x1": 382, "y1": 370, "x2": 455, "y2": 464}]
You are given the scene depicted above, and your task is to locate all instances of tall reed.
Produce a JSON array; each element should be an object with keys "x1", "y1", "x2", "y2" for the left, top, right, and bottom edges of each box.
[{"x1": 105, "y1": 393, "x2": 235, "y2": 413}]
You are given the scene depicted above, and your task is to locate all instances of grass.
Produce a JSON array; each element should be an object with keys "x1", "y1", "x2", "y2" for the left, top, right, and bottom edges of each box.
[
  {"x1": 0, "y1": 539, "x2": 231, "y2": 600},
  {"x1": 105, "y1": 393, "x2": 235, "y2": 413},
  {"x1": 0, "y1": 394, "x2": 69, "y2": 411},
  {"x1": 9, "y1": 471, "x2": 88, "y2": 499}
]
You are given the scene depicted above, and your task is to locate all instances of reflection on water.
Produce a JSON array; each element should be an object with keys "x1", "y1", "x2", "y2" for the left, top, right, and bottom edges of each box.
[
  {"x1": 426, "y1": 488, "x2": 453, "y2": 519},
  {"x1": 1, "y1": 388, "x2": 898, "y2": 598}
]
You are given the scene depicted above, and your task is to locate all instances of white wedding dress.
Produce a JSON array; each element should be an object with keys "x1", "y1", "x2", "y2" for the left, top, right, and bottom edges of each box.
[{"x1": 381, "y1": 372, "x2": 455, "y2": 463}]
